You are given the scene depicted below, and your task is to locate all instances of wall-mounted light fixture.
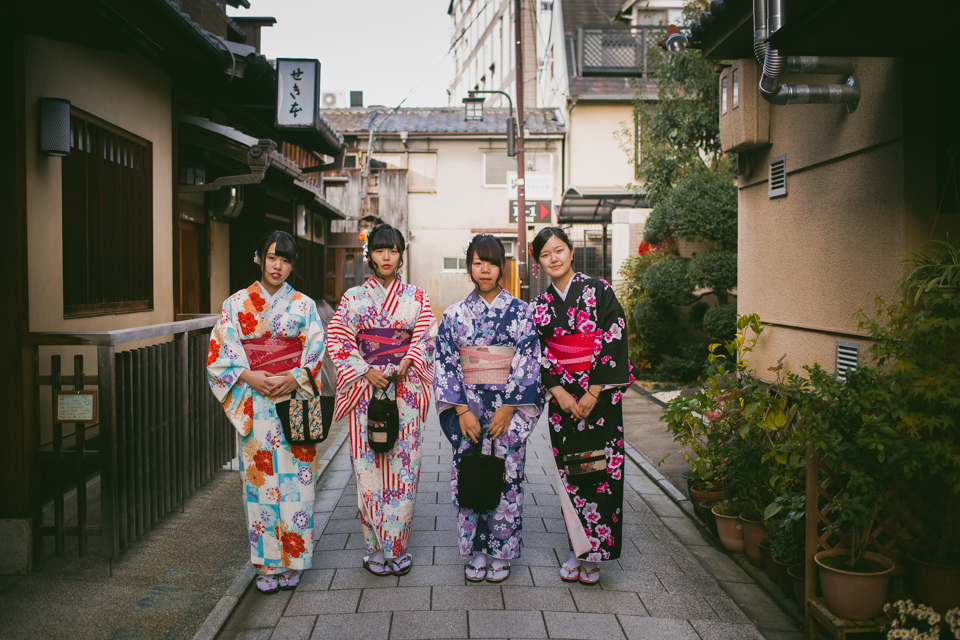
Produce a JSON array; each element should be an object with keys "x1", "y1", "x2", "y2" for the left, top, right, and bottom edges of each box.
[{"x1": 38, "y1": 98, "x2": 71, "y2": 156}]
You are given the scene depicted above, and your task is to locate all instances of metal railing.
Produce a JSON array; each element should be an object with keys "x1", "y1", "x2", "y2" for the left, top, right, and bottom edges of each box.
[
  {"x1": 23, "y1": 315, "x2": 235, "y2": 566},
  {"x1": 576, "y1": 25, "x2": 657, "y2": 77}
]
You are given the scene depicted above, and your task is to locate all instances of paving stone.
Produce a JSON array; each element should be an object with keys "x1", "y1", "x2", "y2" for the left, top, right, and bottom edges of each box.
[
  {"x1": 656, "y1": 572, "x2": 725, "y2": 597},
  {"x1": 571, "y1": 590, "x2": 646, "y2": 615},
  {"x1": 658, "y1": 516, "x2": 710, "y2": 545},
  {"x1": 528, "y1": 566, "x2": 597, "y2": 589},
  {"x1": 418, "y1": 471, "x2": 440, "y2": 482},
  {"x1": 313, "y1": 490, "x2": 342, "y2": 512},
  {"x1": 429, "y1": 584, "x2": 504, "y2": 610},
  {"x1": 631, "y1": 536, "x2": 687, "y2": 556},
  {"x1": 404, "y1": 546, "x2": 435, "y2": 565},
  {"x1": 706, "y1": 595, "x2": 753, "y2": 624},
  {"x1": 296, "y1": 569, "x2": 335, "y2": 591},
  {"x1": 223, "y1": 629, "x2": 273, "y2": 640},
  {"x1": 408, "y1": 503, "x2": 448, "y2": 516},
  {"x1": 322, "y1": 518, "x2": 363, "y2": 535},
  {"x1": 522, "y1": 504, "x2": 562, "y2": 518},
  {"x1": 344, "y1": 533, "x2": 367, "y2": 550},
  {"x1": 544, "y1": 611, "x2": 626, "y2": 640},
  {"x1": 755, "y1": 631, "x2": 804, "y2": 640},
  {"x1": 417, "y1": 481, "x2": 450, "y2": 492},
  {"x1": 719, "y1": 582, "x2": 796, "y2": 630},
  {"x1": 686, "y1": 545, "x2": 753, "y2": 583},
  {"x1": 331, "y1": 506, "x2": 360, "y2": 520},
  {"x1": 318, "y1": 470, "x2": 353, "y2": 491},
  {"x1": 416, "y1": 491, "x2": 440, "y2": 505},
  {"x1": 519, "y1": 532, "x2": 569, "y2": 548},
  {"x1": 357, "y1": 586, "x2": 431, "y2": 613},
  {"x1": 510, "y1": 547, "x2": 560, "y2": 566},
  {"x1": 270, "y1": 615, "x2": 316, "y2": 640},
  {"x1": 390, "y1": 610, "x2": 468, "y2": 639},
  {"x1": 595, "y1": 569, "x2": 666, "y2": 593},
  {"x1": 222, "y1": 589, "x2": 292, "y2": 630},
  {"x1": 639, "y1": 592, "x2": 720, "y2": 621},
  {"x1": 396, "y1": 563, "x2": 466, "y2": 587},
  {"x1": 315, "y1": 533, "x2": 348, "y2": 551},
  {"x1": 409, "y1": 530, "x2": 451, "y2": 547},
  {"x1": 411, "y1": 515, "x2": 436, "y2": 530},
  {"x1": 616, "y1": 615, "x2": 699, "y2": 640},
  {"x1": 543, "y1": 518, "x2": 567, "y2": 534},
  {"x1": 625, "y1": 475, "x2": 663, "y2": 495},
  {"x1": 433, "y1": 546, "x2": 467, "y2": 565},
  {"x1": 689, "y1": 620, "x2": 767, "y2": 640},
  {"x1": 308, "y1": 612, "x2": 390, "y2": 640},
  {"x1": 330, "y1": 567, "x2": 399, "y2": 589},
  {"x1": 521, "y1": 517, "x2": 547, "y2": 532},
  {"x1": 285, "y1": 589, "x2": 361, "y2": 616},
  {"x1": 502, "y1": 586, "x2": 576, "y2": 611},
  {"x1": 435, "y1": 516, "x2": 459, "y2": 531},
  {"x1": 468, "y1": 610, "x2": 548, "y2": 639},
  {"x1": 313, "y1": 549, "x2": 364, "y2": 569}
]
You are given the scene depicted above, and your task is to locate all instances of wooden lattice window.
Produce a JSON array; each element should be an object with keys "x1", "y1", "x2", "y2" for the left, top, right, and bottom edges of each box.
[{"x1": 62, "y1": 108, "x2": 153, "y2": 317}]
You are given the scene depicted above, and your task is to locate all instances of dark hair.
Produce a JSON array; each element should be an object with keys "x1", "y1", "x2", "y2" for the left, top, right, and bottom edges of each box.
[
  {"x1": 466, "y1": 234, "x2": 506, "y2": 289},
  {"x1": 532, "y1": 226, "x2": 572, "y2": 261},
  {"x1": 366, "y1": 223, "x2": 406, "y2": 273},
  {"x1": 258, "y1": 230, "x2": 298, "y2": 280}
]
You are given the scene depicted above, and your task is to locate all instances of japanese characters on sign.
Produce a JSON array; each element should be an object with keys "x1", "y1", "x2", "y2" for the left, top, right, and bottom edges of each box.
[
  {"x1": 276, "y1": 59, "x2": 320, "y2": 128},
  {"x1": 507, "y1": 171, "x2": 554, "y2": 223}
]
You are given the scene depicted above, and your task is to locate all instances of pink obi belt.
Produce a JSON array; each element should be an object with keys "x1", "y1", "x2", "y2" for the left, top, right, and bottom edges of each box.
[
  {"x1": 358, "y1": 329, "x2": 412, "y2": 367},
  {"x1": 241, "y1": 336, "x2": 302, "y2": 376},
  {"x1": 545, "y1": 331, "x2": 597, "y2": 373},
  {"x1": 460, "y1": 346, "x2": 515, "y2": 385}
]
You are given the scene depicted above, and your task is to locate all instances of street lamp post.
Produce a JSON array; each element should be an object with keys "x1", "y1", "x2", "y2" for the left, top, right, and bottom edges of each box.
[{"x1": 461, "y1": 88, "x2": 527, "y2": 300}]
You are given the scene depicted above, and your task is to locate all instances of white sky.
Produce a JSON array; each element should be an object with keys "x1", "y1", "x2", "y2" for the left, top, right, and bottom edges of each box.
[{"x1": 230, "y1": 0, "x2": 454, "y2": 108}]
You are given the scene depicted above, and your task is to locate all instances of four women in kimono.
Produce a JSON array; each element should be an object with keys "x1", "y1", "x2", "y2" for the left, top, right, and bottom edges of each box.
[
  {"x1": 325, "y1": 224, "x2": 437, "y2": 577},
  {"x1": 434, "y1": 234, "x2": 543, "y2": 583},
  {"x1": 530, "y1": 226, "x2": 633, "y2": 585},
  {"x1": 207, "y1": 231, "x2": 326, "y2": 594}
]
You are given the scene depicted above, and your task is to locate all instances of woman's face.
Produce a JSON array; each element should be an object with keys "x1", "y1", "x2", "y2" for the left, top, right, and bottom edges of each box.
[
  {"x1": 371, "y1": 245, "x2": 400, "y2": 277},
  {"x1": 262, "y1": 242, "x2": 293, "y2": 287},
  {"x1": 470, "y1": 256, "x2": 500, "y2": 294},
  {"x1": 538, "y1": 235, "x2": 574, "y2": 280}
]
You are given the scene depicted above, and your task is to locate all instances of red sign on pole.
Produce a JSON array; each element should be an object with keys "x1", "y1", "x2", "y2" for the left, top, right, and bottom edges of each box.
[{"x1": 509, "y1": 200, "x2": 552, "y2": 223}]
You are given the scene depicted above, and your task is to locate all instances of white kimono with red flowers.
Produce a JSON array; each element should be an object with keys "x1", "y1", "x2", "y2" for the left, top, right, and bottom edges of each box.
[
  {"x1": 326, "y1": 277, "x2": 437, "y2": 560},
  {"x1": 207, "y1": 281, "x2": 326, "y2": 573}
]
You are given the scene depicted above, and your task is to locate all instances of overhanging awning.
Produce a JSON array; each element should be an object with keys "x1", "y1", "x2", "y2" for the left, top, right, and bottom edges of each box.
[{"x1": 558, "y1": 185, "x2": 648, "y2": 223}]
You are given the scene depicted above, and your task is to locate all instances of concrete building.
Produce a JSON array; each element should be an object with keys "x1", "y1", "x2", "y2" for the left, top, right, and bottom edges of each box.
[{"x1": 691, "y1": 0, "x2": 960, "y2": 378}]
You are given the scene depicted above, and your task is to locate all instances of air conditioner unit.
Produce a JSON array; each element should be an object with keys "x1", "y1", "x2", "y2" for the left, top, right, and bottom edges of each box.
[{"x1": 320, "y1": 90, "x2": 347, "y2": 109}]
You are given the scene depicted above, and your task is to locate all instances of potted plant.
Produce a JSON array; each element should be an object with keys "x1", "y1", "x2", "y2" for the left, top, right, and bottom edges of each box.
[
  {"x1": 712, "y1": 499, "x2": 745, "y2": 553},
  {"x1": 859, "y1": 294, "x2": 960, "y2": 612},
  {"x1": 766, "y1": 492, "x2": 805, "y2": 598},
  {"x1": 883, "y1": 600, "x2": 960, "y2": 639},
  {"x1": 895, "y1": 236, "x2": 960, "y2": 303},
  {"x1": 793, "y1": 363, "x2": 935, "y2": 620}
]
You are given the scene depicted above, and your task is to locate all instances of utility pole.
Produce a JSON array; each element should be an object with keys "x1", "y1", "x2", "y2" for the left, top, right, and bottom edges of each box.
[{"x1": 514, "y1": 0, "x2": 527, "y2": 301}]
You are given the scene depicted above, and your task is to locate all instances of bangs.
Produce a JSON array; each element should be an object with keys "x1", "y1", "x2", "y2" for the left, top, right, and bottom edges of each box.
[
  {"x1": 270, "y1": 232, "x2": 298, "y2": 261},
  {"x1": 369, "y1": 226, "x2": 406, "y2": 253},
  {"x1": 469, "y1": 236, "x2": 505, "y2": 270}
]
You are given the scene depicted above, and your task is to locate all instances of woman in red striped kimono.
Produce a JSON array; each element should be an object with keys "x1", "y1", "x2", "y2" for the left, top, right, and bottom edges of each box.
[
  {"x1": 531, "y1": 226, "x2": 633, "y2": 586},
  {"x1": 325, "y1": 224, "x2": 437, "y2": 576}
]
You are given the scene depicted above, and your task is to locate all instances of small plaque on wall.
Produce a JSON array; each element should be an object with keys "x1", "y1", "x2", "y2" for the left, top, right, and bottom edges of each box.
[{"x1": 54, "y1": 390, "x2": 98, "y2": 424}]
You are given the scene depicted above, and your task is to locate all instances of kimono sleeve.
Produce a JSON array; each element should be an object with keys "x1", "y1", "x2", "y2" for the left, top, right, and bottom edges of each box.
[
  {"x1": 325, "y1": 293, "x2": 369, "y2": 394},
  {"x1": 206, "y1": 298, "x2": 255, "y2": 436},
  {"x1": 433, "y1": 308, "x2": 468, "y2": 413},
  {"x1": 588, "y1": 280, "x2": 632, "y2": 387},
  {"x1": 502, "y1": 300, "x2": 544, "y2": 411},
  {"x1": 402, "y1": 289, "x2": 438, "y2": 392},
  {"x1": 292, "y1": 298, "x2": 326, "y2": 398}
]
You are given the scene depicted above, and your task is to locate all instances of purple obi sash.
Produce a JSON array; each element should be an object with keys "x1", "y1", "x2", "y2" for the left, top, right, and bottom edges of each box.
[{"x1": 358, "y1": 328, "x2": 413, "y2": 367}]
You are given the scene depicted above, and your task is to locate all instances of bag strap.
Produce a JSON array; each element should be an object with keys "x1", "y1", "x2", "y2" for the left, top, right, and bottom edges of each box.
[{"x1": 372, "y1": 371, "x2": 399, "y2": 402}]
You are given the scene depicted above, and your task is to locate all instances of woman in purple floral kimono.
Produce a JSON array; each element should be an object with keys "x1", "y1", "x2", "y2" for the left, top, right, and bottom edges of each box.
[
  {"x1": 530, "y1": 227, "x2": 633, "y2": 586},
  {"x1": 434, "y1": 235, "x2": 543, "y2": 583}
]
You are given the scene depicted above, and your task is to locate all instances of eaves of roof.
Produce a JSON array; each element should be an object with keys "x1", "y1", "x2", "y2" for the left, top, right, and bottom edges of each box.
[{"x1": 320, "y1": 108, "x2": 566, "y2": 136}]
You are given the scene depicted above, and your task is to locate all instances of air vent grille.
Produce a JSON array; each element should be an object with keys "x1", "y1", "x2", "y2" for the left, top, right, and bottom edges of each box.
[
  {"x1": 769, "y1": 154, "x2": 786, "y2": 198},
  {"x1": 836, "y1": 340, "x2": 859, "y2": 380}
]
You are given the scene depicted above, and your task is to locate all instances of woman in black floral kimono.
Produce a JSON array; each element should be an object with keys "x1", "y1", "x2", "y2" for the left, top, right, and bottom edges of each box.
[{"x1": 530, "y1": 227, "x2": 633, "y2": 585}]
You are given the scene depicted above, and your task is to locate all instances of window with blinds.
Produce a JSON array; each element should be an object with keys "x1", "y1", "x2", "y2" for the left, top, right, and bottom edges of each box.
[{"x1": 61, "y1": 108, "x2": 153, "y2": 317}]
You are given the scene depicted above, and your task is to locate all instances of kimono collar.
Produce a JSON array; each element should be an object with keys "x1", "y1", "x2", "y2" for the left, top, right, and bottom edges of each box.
[
  {"x1": 551, "y1": 273, "x2": 580, "y2": 301},
  {"x1": 365, "y1": 276, "x2": 401, "y2": 297},
  {"x1": 470, "y1": 287, "x2": 511, "y2": 311}
]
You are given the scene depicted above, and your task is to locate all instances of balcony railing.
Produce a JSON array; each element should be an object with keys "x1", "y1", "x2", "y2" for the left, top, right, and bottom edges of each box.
[
  {"x1": 23, "y1": 316, "x2": 234, "y2": 566},
  {"x1": 576, "y1": 25, "x2": 657, "y2": 77}
]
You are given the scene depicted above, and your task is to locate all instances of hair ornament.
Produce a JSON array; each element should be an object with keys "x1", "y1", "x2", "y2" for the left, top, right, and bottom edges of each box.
[
  {"x1": 253, "y1": 250, "x2": 259, "y2": 264},
  {"x1": 359, "y1": 229, "x2": 370, "y2": 261},
  {"x1": 462, "y1": 233, "x2": 485, "y2": 256}
]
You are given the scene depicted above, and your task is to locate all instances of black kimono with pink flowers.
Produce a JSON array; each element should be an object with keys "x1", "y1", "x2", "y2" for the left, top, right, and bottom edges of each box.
[{"x1": 531, "y1": 272, "x2": 633, "y2": 561}]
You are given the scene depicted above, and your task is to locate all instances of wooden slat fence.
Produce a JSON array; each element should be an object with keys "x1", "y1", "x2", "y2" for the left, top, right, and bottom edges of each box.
[{"x1": 23, "y1": 316, "x2": 235, "y2": 568}]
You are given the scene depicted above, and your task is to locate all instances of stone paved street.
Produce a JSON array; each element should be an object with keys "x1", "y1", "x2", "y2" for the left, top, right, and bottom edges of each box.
[{"x1": 213, "y1": 394, "x2": 801, "y2": 640}]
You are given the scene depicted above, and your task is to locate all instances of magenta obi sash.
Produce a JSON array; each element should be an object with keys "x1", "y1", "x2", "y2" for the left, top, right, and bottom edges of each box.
[
  {"x1": 460, "y1": 346, "x2": 515, "y2": 385},
  {"x1": 241, "y1": 336, "x2": 302, "y2": 375},
  {"x1": 358, "y1": 328, "x2": 413, "y2": 367},
  {"x1": 545, "y1": 331, "x2": 597, "y2": 373}
]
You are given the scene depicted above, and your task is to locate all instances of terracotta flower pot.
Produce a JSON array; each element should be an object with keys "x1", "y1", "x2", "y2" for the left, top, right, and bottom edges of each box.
[
  {"x1": 681, "y1": 470, "x2": 701, "y2": 499},
  {"x1": 908, "y1": 552, "x2": 960, "y2": 613},
  {"x1": 712, "y1": 505, "x2": 745, "y2": 553},
  {"x1": 700, "y1": 500, "x2": 719, "y2": 538},
  {"x1": 788, "y1": 563, "x2": 806, "y2": 607},
  {"x1": 772, "y1": 555, "x2": 794, "y2": 598},
  {"x1": 815, "y1": 549, "x2": 895, "y2": 620},
  {"x1": 758, "y1": 539, "x2": 777, "y2": 582},
  {"x1": 739, "y1": 512, "x2": 770, "y2": 568},
  {"x1": 690, "y1": 483, "x2": 727, "y2": 521}
]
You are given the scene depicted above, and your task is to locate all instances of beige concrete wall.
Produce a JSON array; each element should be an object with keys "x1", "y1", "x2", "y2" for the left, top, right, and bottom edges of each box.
[
  {"x1": 566, "y1": 103, "x2": 635, "y2": 189},
  {"x1": 24, "y1": 36, "x2": 173, "y2": 334},
  {"x1": 736, "y1": 58, "x2": 906, "y2": 377},
  {"x1": 210, "y1": 221, "x2": 231, "y2": 311}
]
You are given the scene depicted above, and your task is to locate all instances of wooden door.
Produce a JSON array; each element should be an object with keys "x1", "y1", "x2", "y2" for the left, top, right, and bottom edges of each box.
[{"x1": 178, "y1": 220, "x2": 208, "y2": 314}]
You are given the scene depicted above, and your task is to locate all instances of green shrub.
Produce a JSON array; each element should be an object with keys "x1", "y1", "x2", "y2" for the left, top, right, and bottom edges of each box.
[
  {"x1": 643, "y1": 255, "x2": 692, "y2": 306},
  {"x1": 702, "y1": 302, "x2": 738, "y2": 342},
  {"x1": 689, "y1": 250, "x2": 737, "y2": 298},
  {"x1": 650, "y1": 169, "x2": 738, "y2": 249},
  {"x1": 634, "y1": 296, "x2": 679, "y2": 351}
]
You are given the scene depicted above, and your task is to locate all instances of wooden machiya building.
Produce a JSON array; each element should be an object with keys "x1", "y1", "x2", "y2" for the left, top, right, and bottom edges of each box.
[{"x1": 1, "y1": 0, "x2": 347, "y2": 573}]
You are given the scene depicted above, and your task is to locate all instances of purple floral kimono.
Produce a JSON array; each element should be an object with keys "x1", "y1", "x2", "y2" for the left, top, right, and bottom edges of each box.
[{"x1": 434, "y1": 289, "x2": 543, "y2": 559}]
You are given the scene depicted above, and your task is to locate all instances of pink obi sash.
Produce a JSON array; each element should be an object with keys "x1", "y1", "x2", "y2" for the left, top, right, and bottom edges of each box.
[
  {"x1": 358, "y1": 328, "x2": 413, "y2": 367},
  {"x1": 545, "y1": 331, "x2": 597, "y2": 373},
  {"x1": 241, "y1": 336, "x2": 302, "y2": 375},
  {"x1": 460, "y1": 346, "x2": 515, "y2": 385}
]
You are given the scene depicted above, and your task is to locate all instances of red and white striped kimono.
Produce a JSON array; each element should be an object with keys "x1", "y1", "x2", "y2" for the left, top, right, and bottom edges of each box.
[{"x1": 325, "y1": 277, "x2": 437, "y2": 560}]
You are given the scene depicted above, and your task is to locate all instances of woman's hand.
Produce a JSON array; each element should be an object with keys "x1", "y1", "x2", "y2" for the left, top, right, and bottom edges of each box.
[
  {"x1": 457, "y1": 407, "x2": 482, "y2": 443},
  {"x1": 397, "y1": 357, "x2": 414, "y2": 379},
  {"x1": 239, "y1": 369, "x2": 273, "y2": 397},
  {"x1": 552, "y1": 387, "x2": 584, "y2": 421},
  {"x1": 363, "y1": 368, "x2": 391, "y2": 390},
  {"x1": 266, "y1": 371, "x2": 301, "y2": 397},
  {"x1": 488, "y1": 405, "x2": 515, "y2": 439},
  {"x1": 576, "y1": 386, "x2": 601, "y2": 419}
]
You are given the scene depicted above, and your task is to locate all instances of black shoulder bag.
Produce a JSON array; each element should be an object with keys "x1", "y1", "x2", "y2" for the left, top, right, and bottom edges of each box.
[
  {"x1": 276, "y1": 374, "x2": 334, "y2": 445},
  {"x1": 456, "y1": 428, "x2": 506, "y2": 513}
]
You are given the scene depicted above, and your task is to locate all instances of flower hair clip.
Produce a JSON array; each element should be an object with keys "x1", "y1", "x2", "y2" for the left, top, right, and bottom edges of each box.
[
  {"x1": 253, "y1": 250, "x2": 259, "y2": 265},
  {"x1": 462, "y1": 233, "x2": 484, "y2": 256},
  {"x1": 359, "y1": 229, "x2": 369, "y2": 261}
]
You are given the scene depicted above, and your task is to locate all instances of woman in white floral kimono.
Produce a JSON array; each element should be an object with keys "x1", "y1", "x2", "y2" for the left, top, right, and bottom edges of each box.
[
  {"x1": 326, "y1": 224, "x2": 437, "y2": 576},
  {"x1": 207, "y1": 231, "x2": 326, "y2": 594}
]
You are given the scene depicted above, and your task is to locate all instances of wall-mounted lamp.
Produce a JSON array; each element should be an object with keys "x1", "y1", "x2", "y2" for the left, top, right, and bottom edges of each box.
[
  {"x1": 38, "y1": 98, "x2": 71, "y2": 156},
  {"x1": 462, "y1": 95, "x2": 485, "y2": 121}
]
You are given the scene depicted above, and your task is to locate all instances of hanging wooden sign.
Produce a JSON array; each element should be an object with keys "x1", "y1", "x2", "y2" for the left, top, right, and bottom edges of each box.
[{"x1": 53, "y1": 390, "x2": 98, "y2": 424}]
